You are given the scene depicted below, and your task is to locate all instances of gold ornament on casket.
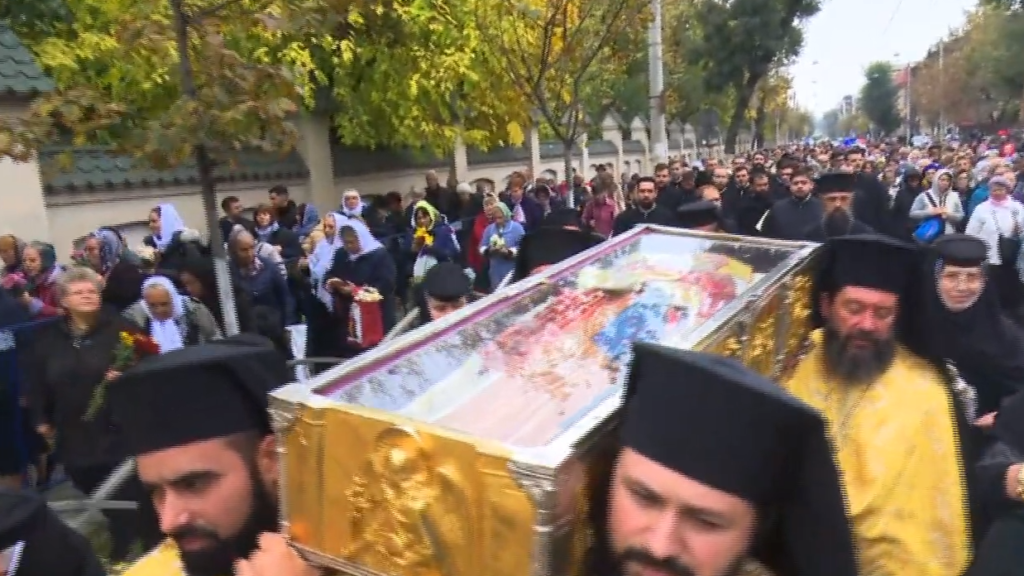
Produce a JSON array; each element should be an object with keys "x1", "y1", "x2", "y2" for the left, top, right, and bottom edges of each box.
[{"x1": 269, "y1": 225, "x2": 822, "y2": 576}]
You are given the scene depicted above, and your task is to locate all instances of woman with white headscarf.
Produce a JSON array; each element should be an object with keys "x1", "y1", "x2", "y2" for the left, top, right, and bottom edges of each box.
[
  {"x1": 143, "y1": 203, "x2": 206, "y2": 276},
  {"x1": 909, "y1": 168, "x2": 964, "y2": 239},
  {"x1": 123, "y1": 276, "x2": 222, "y2": 353},
  {"x1": 339, "y1": 188, "x2": 388, "y2": 238},
  {"x1": 304, "y1": 212, "x2": 347, "y2": 365},
  {"x1": 324, "y1": 218, "x2": 397, "y2": 356}
]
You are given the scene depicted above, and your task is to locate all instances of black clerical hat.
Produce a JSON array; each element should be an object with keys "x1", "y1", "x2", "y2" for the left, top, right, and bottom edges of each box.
[
  {"x1": 110, "y1": 334, "x2": 291, "y2": 456},
  {"x1": 932, "y1": 234, "x2": 988, "y2": 268},
  {"x1": 0, "y1": 490, "x2": 106, "y2": 576},
  {"x1": 513, "y1": 227, "x2": 603, "y2": 281},
  {"x1": 814, "y1": 172, "x2": 857, "y2": 195},
  {"x1": 819, "y1": 234, "x2": 919, "y2": 296},
  {"x1": 620, "y1": 343, "x2": 857, "y2": 576},
  {"x1": 694, "y1": 170, "x2": 714, "y2": 189},
  {"x1": 676, "y1": 200, "x2": 719, "y2": 229},
  {"x1": 422, "y1": 262, "x2": 471, "y2": 302}
]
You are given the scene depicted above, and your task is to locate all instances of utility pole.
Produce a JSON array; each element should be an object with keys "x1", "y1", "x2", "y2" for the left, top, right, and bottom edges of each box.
[
  {"x1": 905, "y1": 62, "x2": 912, "y2": 139},
  {"x1": 938, "y1": 39, "x2": 945, "y2": 137},
  {"x1": 648, "y1": 0, "x2": 668, "y2": 163}
]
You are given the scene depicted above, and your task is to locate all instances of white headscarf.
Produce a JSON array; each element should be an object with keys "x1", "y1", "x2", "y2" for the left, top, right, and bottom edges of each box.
[
  {"x1": 141, "y1": 275, "x2": 185, "y2": 354},
  {"x1": 311, "y1": 212, "x2": 345, "y2": 307},
  {"x1": 154, "y1": 203, "x2": 186, "y2": 252},
  {"x1": 338, "y1": 217, "x2": 382, "y2": 258}
]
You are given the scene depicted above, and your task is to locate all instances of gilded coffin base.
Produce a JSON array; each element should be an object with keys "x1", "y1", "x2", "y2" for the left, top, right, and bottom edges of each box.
[{"x1": 271, "y1": 226, "x2": 821, "y2": 576}]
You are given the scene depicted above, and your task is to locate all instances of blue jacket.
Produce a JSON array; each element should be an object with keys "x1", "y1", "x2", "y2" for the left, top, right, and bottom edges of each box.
[{"x1": 231, "y1": 256, "x2": 295, "y2": 325}]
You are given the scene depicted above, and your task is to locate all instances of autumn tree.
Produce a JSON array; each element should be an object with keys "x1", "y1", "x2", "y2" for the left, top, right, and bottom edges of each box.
[
  {"x1": 686, "y1": 0, "x2": 820, "y2": 153},
  {"x1": 476, "y1": 0, "x2": 649, "y2": 189},
  {"x1": 858, "y1": 61, "x2": 901, "y2": 135},
  {"x1": 821, "y1": 109, "x2": 842, "y2": 138}
]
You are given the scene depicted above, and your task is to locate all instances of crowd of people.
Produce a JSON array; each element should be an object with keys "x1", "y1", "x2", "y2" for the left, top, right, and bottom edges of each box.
[{"x1": 2, "y1": 135, "x2": 1024, "y2": 575}]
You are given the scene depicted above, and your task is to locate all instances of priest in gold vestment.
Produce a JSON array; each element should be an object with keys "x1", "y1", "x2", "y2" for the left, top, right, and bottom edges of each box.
[
  {"x1": 106, "y1": 336, "x2": 322, "y2": 576},
  {"x1": 782, "y1": 235, "x2": 975, "y2": 576}
]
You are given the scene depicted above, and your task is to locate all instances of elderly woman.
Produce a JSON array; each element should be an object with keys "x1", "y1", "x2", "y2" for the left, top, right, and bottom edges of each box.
[
  {"x1": 304, "y1": 212, "x2": 346, "y2": 364},
  {"x1": 80, "y1": 229, "x2": 147, "y2": 311},
  {"x1": 966, "y1": 175, "x2": 1024, "y2": 315},
  {"x1": 123, "y1": 275, "x2": 222, "y2": 352},
  {"x1": 229, "y1": 228, "x2": 295, "y2": 327},
  {"x1": 340, "y1": 188, "x2": 388, "y2": 238},
  {"x1": 144, "y1": 203, "x2": 205, "y2": 276},
  {"x1": 479, "y1": 202, "x2": 525, "y2": 290},
  {"x1": 324, "y1": 219, "x2": 397, "y2": 356},
  {"x1": 25, "y1": 266, "x2": 160, "y2": 560},
  {"x1": 12, "y1": 242, "x2": 63, "y2": 318}
]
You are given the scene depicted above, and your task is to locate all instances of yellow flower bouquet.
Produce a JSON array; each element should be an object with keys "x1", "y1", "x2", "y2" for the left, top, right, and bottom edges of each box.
[{"x1": 413, "y1": 227, "x2": 434, "y2": 246}]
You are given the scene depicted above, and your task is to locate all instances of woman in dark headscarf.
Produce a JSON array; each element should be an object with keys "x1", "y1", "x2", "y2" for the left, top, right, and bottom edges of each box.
[
  {"x1": 79, "y1": 229, "x2": 147, "y2": 311},
  {"x1": 922, "y1": 234, "x2": 1024, "y2": 421}
]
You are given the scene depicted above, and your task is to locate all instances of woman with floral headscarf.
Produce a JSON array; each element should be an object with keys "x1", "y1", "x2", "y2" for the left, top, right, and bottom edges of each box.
[
  {"x1": 479, "y1": 202, "x2": 525, "y2": 290},
  {"x1": 409, "y1": 200, "x2": 460, "y2": 284},
  {"x1": 6, "y1": 242, "x2": 64, "y2": 318},
  {"x1": 80, "y1": 229, "x2": 147, "y2": 311}
]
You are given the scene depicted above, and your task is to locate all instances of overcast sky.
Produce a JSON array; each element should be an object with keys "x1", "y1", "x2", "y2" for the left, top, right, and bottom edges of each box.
[{"x1": 790, "y1": 0, "x2": 978, "y2": 116}]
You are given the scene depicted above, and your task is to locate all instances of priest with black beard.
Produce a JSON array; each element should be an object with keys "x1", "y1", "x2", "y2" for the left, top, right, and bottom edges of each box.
[
  {"x1": 782, "y1": 235, "x2": 978, "y2": 575},
  {"x1": 111, "y1": 335, "x2": 322, "y2": 576},
  {"x1": 586, "y1": 342, "x2": 857, "y2": 576},
  {"x1": 799, "y1": 172, "x2": 873, "y2": 242}
]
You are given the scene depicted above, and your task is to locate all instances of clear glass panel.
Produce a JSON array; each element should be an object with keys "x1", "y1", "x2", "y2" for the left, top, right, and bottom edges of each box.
[{"x1": 316, "y1": 230, "x2": 796, "y2": 448}]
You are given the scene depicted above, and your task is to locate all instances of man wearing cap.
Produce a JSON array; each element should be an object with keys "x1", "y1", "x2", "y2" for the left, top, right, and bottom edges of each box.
[
  {"x1": 594, "y1": 342, "x2": 857, "y2": 576},
  {"x1": 418, "y1": 261, "x2": 473, "y2": 325},
  {"x1": 111, "y1": 336, "x2": 320, "y2": 576},
  {"x1": 782, "y1": 235, "x2": 974, "y2": 576},
  {"x1": 512, "y1": 226, "x2": 604, "y2": 281},
  {"x1": 799, "y1": 172, "x2": 874, "y2": 242}
]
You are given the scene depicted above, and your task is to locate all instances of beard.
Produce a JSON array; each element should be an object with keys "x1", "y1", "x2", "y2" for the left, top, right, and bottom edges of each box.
[
  {"x1": 822, "y1": 320, "x2": 896, "y2": 385},
  {"x1": 172, "y1": 466, "x2": 280, "y2": 576},
  {"x1": 637, "y1": 199, "x2": 655, "y2": 210},
  {"x1": 613, "y1": 547, "x2": 747, "y2": 576},
  {"x1": 822, "y1": 207, "x2": 853, "y2": 238}
]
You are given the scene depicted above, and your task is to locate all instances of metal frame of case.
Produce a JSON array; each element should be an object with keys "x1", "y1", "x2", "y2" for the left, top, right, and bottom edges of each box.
[{"x1": 269, "y1": 224, "x2": 821, "y2": 576}]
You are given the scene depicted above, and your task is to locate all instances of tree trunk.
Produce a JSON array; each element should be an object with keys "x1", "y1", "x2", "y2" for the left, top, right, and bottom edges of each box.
[
  {"x1": 724, "y1": 75, "x2": 762, "y2": 154},
  {"x1": 753, "y1": 100, "x2": 767, "y2": 150},
  {"x1": 563, "y1": 141, "x2": 575, "y2": 209},
  {"x1": 172, "y1": 0, "x2": 239, "y2": 335}
]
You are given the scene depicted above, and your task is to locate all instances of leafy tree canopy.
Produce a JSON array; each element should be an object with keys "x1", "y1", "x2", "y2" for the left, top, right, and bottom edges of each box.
[
  {"x1": 0, "y1": 0, "x2": 532, "y2": 163},
  {"x1": 475, "y1": 0, "x2": 649, "y2": 148},
  {"x1": 682, "y1": 0, "x2": 820, "y2": 151},
  {"x1": 858, "y1": 61, "x2": 902, "y2": 135}
]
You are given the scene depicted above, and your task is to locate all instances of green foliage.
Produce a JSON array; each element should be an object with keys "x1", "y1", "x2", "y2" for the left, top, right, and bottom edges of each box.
[
  {"x1": 1, "y1": 0, "x2": 535, "y2": 163},
  {"x1": 475, "y1": 0, "x2": 650, "y2": 147},
  {"x1": 858, "y1": 61, "x2": 901, "y2": 135},
  {"x1": 682, "y1": 0, "x2": 820, "y2": 151}
]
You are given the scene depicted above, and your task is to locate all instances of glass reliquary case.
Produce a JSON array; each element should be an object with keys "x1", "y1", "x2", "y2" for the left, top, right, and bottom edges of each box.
[{"x1": 268, "y1": 224, "x2": 822, "y2": 576}]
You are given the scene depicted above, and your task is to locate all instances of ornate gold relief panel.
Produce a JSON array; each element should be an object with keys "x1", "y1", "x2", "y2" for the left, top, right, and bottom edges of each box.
[
  {"x1": 313, "y1": 408, "x2": 534, "y2": 576},
  {"x1": 783, "y1": 273, "x2": 814, "y2": 361},
  {"x1": 702, "y1": 322, "x2": 744, "y2": 358},
  {"x1": 281, "y1": 404, "x2": 326, "y2": 550},
  {"x1": 744, "y1": 290, "x2": 782, "y2": 378}
]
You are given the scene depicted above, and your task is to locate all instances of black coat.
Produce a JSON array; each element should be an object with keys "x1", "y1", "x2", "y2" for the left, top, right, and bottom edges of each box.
[
  {"x1": 101, "y1": 260, "x2": 147, "y2": 312},
  {"x1": 760, "y1": 195, "x2": 824, "y2": 241},
  {"x1": 25, "y1": 310, "x2": 148, "y2": 467}
]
